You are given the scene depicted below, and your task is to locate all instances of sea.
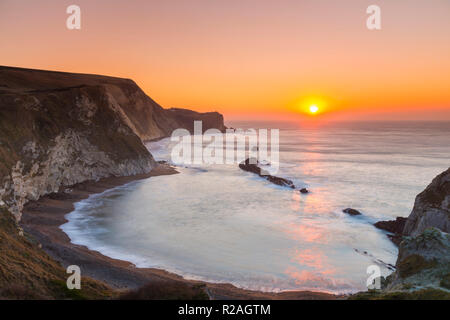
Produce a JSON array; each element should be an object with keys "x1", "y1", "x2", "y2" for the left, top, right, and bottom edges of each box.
[{"x1": 61, "y1": 121, "x2": 450, "y2": 294}]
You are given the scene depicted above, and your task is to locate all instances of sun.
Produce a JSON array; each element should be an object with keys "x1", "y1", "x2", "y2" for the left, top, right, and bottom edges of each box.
[
  {"x1": 309, "y1": 105, "x2": 319, "y2": 114},
  {"x1": 294, "y1": 97, "x2": 327, "y2": 116}
]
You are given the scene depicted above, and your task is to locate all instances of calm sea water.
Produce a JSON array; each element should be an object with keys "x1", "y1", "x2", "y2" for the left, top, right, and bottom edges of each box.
[{"x1": 61, "y1": 121, "x2": 450, "y2": 294}]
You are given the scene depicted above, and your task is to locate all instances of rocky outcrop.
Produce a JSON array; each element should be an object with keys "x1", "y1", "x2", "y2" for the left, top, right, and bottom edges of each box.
[
  {"x1": 239, "y1": 158, "x2": 295, "y2": 189},
  {"x1": 351, "y1": 228, "x2": 450, "y2": 299},
  {"x1": 1, "y1": 130, "x2": 153, "y2": 220},
  {"x1": 383, "y1": 228, "x2": 450, "y2": 292},
  {"x1": 166, "y1": 108, "x2": 226, "y2": 134},
  {"x1": 378, "y1": 169, "x2": 450, "y2": 293},
  {"x1": 374, "y1": 217, "x2": 407, "y2": 235},
  {"x1": 374, "y1": 217, "x2": 407, "y2": 245},
  {"x1": 0, "y1": 76, "x2": 155, "y2": 220},
  {"x1": 0, "y1": 66, "x2": 226, "y2": 220},
  {"x1": 343, "y1": 208, "x2": 362, "y2": 216},
  {"x1": 403, "y1": 168, "x2": 450, "y2": 237},
  {"x1": 102, "y1": 87, "x2": 226, "y2": 141},
  {"x1": 357, "y1": 168, "x2": 450, "y2": 298},
  {"x1": 374, "y1": 167, "x2": 450, "y2": 246}
]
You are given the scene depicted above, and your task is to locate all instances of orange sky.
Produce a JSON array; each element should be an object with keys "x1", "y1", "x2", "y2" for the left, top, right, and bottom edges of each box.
[{"x1": 1, "y1": 0, "x2": 450, "y2": 121}]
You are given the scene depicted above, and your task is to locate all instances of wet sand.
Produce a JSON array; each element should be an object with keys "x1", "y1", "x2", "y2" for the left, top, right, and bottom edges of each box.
[{"x1": 21, "y1": 164, "x2": 338, "y2": 300}]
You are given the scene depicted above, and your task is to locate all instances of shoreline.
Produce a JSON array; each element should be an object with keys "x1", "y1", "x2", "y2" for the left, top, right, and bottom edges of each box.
[{"x1": 21, "y1": 163, "x2": 339, "y2": 300}]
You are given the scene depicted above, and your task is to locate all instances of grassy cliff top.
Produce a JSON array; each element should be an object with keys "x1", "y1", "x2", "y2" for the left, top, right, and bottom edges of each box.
[{"x1": 0, "y1": 66, "x2": 138, "y2": 94}]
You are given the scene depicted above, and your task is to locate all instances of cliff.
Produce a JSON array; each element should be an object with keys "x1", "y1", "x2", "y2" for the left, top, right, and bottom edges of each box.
[
  {"x1": 384, "y1": 168, "x2": 450, "y2": 294},
  {"x1": 0, "y1": 66, "x2": 226, "y2": 300},
  {"x1": 0, "y1": 66, "x2": 226, "y2": 220},
  {"x1": 403, "y1": 167, "x2": 450, "y2": 236},
  {"x1": 384, "y1": 228, "x2": 450, "y2": 292},
  {"x1": 355, "y1": 167, "x2": 450, "y2": 299},
  {"x1": 166, "y1": 108, "x2": 226, "y2": 135}
]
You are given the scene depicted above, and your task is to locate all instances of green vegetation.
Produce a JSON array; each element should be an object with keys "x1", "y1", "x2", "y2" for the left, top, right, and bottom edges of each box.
[
  {"x1": 397, "y1": 254, "x2": 438, "y2": 278},
  {"x1": 350, "y1": 288, "x2": 450, "y2": 300},
  {"x1": 440, "y1": 273, "x2": 450, "y2": 290},
  {"x1": 0, "y1": 208, "x2": 114, "y2": 300}
]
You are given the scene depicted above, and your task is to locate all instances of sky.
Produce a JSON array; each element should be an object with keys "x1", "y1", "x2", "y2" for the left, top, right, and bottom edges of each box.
[{"x1": 1, "y1": 0, "x2": 450, "y2": 121}]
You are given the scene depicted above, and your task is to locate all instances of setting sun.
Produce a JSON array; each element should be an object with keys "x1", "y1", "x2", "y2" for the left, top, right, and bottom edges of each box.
[
  {"x1": 1, "y1": 0, "x2": 450, "y2": 303},
  {"x1": 292, "y1": 97, "x2": 329, "y2": 117},
  {"x1": 309, "y1": 105, "x2": 319, "y2": 114}
]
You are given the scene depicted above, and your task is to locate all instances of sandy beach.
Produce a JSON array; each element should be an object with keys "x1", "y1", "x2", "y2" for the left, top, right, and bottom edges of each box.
[{"x1": 20, "y1": 164, "x2": 338, "y2": 300}]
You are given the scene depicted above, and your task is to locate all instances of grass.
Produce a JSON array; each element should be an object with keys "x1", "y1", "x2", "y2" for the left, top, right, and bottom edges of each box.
[
  {"x1": 119, "y1": 281, "x2": 209, "y2": 300},
  {"x1": 0, "y1": 208, "x2": 114, "y2": 300},
  {"x1": 440, "y1": 273, "x2": 450, "y2": 290},
  {"x1": 350, "y1": 288, "x2": 450, "y2": 300},
  {"x1": 397, "y1": 254, "x2": 437, "y2": 278}
]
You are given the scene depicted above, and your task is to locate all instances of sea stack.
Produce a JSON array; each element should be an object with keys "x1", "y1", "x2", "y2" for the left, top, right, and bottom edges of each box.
[{"x1": 239, "y1": 158, "x2": 296, "y2": 189}]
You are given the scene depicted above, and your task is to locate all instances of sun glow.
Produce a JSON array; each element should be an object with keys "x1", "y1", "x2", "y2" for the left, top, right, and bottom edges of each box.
[
  {"x1": 309, "y1": 105, "x2": 319, "y2": 114},
  {"x1": 292, "y1": 96, "x2": 329, "y2": 117}
]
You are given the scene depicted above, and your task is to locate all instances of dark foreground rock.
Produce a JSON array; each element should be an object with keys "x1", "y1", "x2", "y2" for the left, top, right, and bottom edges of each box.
[
  {"x1": 351, "y1": 228, "x2": 450, "y2": 300},
  {"x1": 343, "y1": 208, "x2": 362, "y2": 216},
  {"x1": 239, "y1": 158, "x2": 295, "y2": 189},
  {"x1": 374, "y1": 167, "x2": 449, "y2": 245},
  {"x1": 239, "y1": 158, "x2": 262, "y2": 175},
  {"x1": 374, "y1": 217, "x2": 407, "y2": 245},
  {"x1": 299, "y1": 188, "x2": 309, "y2": 194},
  {"x1": 266, "y1": 175, "x2": 295, "y2": 188},
  {"x1": 374, "y1": 217, "x2": 407, "y2": 234},
  {"x1": 374, "y1": 217, "x2": 407, "y2": 246},
  {"x1": 385, "y1": 228, "x2": 450, "y2": 291}
]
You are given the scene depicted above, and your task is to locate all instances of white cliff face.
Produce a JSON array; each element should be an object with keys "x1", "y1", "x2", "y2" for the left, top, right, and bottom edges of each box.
[
  {"x1": 1, "y1": 130, "x2": 154, "y2": 220},
  {"x1": 0, "y1": 81, "x2": 157, "y2": 221},
  {"x1": 0, "y1": 66, "x2": 225, "y2": 222}
]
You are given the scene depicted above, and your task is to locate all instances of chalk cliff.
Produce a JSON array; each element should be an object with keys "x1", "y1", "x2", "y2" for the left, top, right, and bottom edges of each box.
[{"x1": 0, "y1": 66, "x2": 225, "y2": 220}]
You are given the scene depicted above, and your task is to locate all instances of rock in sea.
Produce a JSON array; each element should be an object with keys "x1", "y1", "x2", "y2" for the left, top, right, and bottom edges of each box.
[
  {"x1": 374, "y1": 217, "x2": 407, "y2": 234},
  {"x1": 239, "y1": 158, "x2": 295, "y2": 189},
  {"x1": 343, "y1": 208, "x2": 362, "y2": 216}
]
